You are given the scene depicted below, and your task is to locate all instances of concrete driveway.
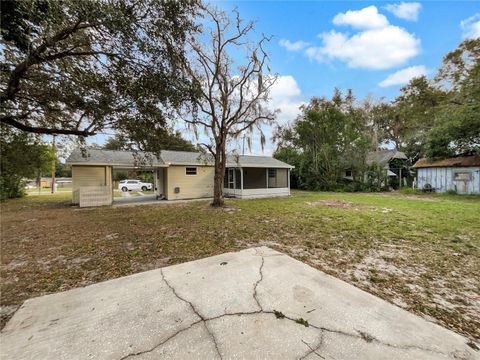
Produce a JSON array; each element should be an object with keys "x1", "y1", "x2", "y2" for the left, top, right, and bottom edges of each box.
[{"x1": 1, "y1": 247, "x2": 477, "y2": 359}]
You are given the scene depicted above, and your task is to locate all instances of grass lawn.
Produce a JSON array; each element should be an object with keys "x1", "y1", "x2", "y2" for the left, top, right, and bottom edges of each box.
[{"x1": 1, "y1": 190, "x2": 479, "y2": 342}]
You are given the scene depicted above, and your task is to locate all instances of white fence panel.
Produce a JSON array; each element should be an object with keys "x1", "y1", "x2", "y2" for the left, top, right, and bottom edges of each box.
[{"x1": 79, "y1": 186, "x2": 112, "y2": 207}]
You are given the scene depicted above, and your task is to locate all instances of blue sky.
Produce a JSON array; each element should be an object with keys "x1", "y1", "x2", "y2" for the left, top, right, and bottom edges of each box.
[
  {"x1": 220, "y1": 1, "x2": 479, "y2": 100},
  {"x1": 209, "y1": 0, "x2": 480, "y2": 155},
  {"x1": 84, "y1": 1, "x2": 479, "y2": 155}
]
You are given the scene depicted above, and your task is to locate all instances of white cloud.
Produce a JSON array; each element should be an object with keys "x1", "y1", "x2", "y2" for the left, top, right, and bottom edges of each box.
[
  {"x1": 279, "y1": 39, "x2": 310, "y2": 52},
  {"x1": 333, "y1": 5, "x2": 389, "y2": 29},
  {"x1": 269, "y1": 75, "x2": 301, "y2": 100},
  {"x1": 379, "y1": 65, "x2": 428, "y2": 87},
  {"x1": 226, "y1": 75, "x2": 305, "y2": 155},
  {"x1": 384, "y1": 2, "x2": 422, "y2": 21},
  {"x1": 461, "y1": 14, "x2": 480, "y2": 39},
  {"x1": 303, "y1": 5, "x2": 421, "y2": 70},
  {"x1": 268, "y1": 75, "x2": 305, "y2": 126},
  {"x1": 306, "y1": 25, "x2": 421, "y2": 70}
]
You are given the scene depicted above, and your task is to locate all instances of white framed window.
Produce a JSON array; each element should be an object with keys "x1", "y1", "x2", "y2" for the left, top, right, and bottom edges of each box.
[
  {"x1": 186, "y1": 167, "x2": 197, "y2": 175},
  {"x1": 345, "y1": 170, "x2": 353, "y2": 177}
]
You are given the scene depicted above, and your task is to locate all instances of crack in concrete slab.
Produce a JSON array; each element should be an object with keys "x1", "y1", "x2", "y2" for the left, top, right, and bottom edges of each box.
[
  {"x1": 206, "y1": 311, "x2": 455, "y2": 358},
  {"x1": 119, "y1": 302, "x2": 457, "y2": 359},
  {"x1": 160, "y1": 269, "x2": 223, "y2": 360},
  {"x1": 299, "y1": 335, "x2": 326, "y2": 359},
  {"x1": 118, "y1": 319, "x2": 203, "y2": 360},
  {"x1": 253, "y1": 257, "x2": 265, "y2": 311},
  {"x1": 120, "y1": 263, "x2": 460, "y2": 360},
  {"x1": 160, "y1": 269, "x2": 204, "y2": 321},
  {"x1": 304, "y1": 319, "x2": 452, "y2": 357}
]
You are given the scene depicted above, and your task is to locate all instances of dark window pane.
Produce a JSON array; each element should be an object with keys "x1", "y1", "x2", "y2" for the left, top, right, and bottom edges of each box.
[{"x1": 186, "y1": 167, "x2": 197, "y2": 175}]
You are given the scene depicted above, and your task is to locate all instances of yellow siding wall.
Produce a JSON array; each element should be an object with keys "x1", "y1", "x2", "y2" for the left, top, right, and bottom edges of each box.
[
  {"x1": 72, "y1": 165, "x2": 113, "y2": 203},
  {"x1": 166, "y1": 166, "x2": 214, "y2": 200}
]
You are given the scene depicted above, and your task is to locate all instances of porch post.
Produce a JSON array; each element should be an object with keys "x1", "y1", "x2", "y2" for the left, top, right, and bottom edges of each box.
[
  {"x1": 110, "y1": 166, "x2": 114, "y2": 204},
  {"x1": 287, "y1": 168, "x2": 291, "y2": 195},
  {"x1": 266, "y1": 168, "x2": 269, "y2": 188},
  {"x1": 240, "y1": 168, "x2": 244, "y2": 190}
]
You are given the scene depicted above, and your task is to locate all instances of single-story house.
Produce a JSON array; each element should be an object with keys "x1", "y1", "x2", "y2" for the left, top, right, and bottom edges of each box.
[
  {"x1": 413, "y1": 156, "x2": 480, "y2": 194},
  {"x1": 66, "y1": 148, "x2": 293, "y2": 207},
  {"x1": 343, "y1": 149, "x2": 408, "y2": 180}
]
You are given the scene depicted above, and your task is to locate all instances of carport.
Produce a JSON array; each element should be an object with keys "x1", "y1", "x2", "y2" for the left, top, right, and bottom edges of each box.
[{"x1": 67, "y1": 148, "x2": 167, "y2": 207}]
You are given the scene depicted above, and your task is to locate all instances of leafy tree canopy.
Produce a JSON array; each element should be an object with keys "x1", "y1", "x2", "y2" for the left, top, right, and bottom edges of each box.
[
  {"x1": 104, "y1": 126, "x2": 196, "y2": 153},
  {"x1": 1, "y1": 0, "x2": 199, "y2": 137},
  {"x1": 274, "y1": 89, "x2": 372, "y2": 190},
  {"x1": 0, "y1": 127, "x2": 55, "y2": 200},
  {"x1": 372, "y1": 38, "x2": 479, "y2": 160}
]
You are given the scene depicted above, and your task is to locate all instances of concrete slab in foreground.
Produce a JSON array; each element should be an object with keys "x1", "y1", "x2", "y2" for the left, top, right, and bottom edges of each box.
[{"x1": 1, "y1": 247, "x2": 477, "y2": 360}]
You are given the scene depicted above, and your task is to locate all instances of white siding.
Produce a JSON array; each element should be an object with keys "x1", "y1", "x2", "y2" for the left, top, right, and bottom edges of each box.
[
  {"x1": 417, "y1": 167, "x2": 480, "y2": 194},
  {"x1": 224, "y1": 187, "x2": 290, "y2": 199}
]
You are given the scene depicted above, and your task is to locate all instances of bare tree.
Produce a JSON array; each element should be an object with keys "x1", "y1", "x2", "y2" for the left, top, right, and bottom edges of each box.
[{"x1": 180, "y1": 6, "x2": 277, "y2": 207}]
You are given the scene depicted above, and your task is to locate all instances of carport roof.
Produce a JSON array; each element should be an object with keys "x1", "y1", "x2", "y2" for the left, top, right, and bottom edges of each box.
[
  {"x1": 66, "y1": 148, "x2": 165, "y2": 167},
  {"x1": 66, "y1": 148, "x2": 293, "y2": 168}
]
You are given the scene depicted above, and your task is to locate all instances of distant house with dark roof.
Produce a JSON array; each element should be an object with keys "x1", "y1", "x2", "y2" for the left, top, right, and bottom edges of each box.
[
  {"x1": 413, "y1": 156, "x2": 480, "y2": 194},
  {"x1": 66, "y1": 148, "x2": 293, "y2": 207},
  {"x1": 343, "y1": 149, "x2": 408, "y2": 181}
]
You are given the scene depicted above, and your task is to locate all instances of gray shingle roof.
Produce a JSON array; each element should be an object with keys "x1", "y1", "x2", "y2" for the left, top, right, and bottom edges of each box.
[
  {"x1": 67, "y1": 148, "x2": 293, "y2": 168},
  {"x1": 160, "y1": 150, "x2": 213, "y2": 165},
  {"x1": 366, "y1": 149, "x2": 407, "y2": 166},
  {"x1": 66, "y1": 148, "x2": 164, "y2": 167}
]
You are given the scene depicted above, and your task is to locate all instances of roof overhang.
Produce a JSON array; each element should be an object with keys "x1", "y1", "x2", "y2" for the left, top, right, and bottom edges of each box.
[{"x1": 69, "y1": 162, "x2": 168, "y2": 168}]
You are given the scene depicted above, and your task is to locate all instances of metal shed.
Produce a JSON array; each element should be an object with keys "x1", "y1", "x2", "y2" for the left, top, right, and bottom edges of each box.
[{"x1": 413, "y1": 156, "x2": 480, "y2": 194}]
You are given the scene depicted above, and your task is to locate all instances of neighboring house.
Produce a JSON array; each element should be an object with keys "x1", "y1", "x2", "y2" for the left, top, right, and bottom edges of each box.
[
  {"x1": 413, "y1": 156, "x2": 480, "y2": 194},
  {"x1": 66, "y1": 148, "x2": 293, "y2": 207},
  {"x1": 343, "y1": 149, "x2": 408, "y2": 180}
]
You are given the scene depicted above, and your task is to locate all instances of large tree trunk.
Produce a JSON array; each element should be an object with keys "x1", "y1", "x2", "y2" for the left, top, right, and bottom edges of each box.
[{"x1": 212, "y1": 143, "x2": 226, "y2": 207}]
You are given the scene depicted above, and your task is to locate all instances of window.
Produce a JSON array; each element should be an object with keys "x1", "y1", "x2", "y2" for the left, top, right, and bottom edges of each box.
[
  {"x1": 127, "y1": 180, "x2": 137, "y2": 184},
  {"x1": 454, "y1": 172, "x2": 471, "y2": 181},
  {"x1": 345, "y1": 170, "x2": 353, "y2": 177},
  {"x1": 268, "y1": 169, "x2": 277, "y2": 178},
  {"x1": 186, "y1": 167, "x2": 197, "y2": 175}
]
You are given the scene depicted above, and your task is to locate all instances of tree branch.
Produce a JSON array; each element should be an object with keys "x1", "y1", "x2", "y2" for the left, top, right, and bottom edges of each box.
[{"x1": 1, "y1": 115, "x2": 96, "y2": 136}]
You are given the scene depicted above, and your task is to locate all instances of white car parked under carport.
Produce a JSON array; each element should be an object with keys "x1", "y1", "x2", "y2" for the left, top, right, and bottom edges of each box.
[{"x1": 118, "y1": 180, "x2": 153, "y2": 192}]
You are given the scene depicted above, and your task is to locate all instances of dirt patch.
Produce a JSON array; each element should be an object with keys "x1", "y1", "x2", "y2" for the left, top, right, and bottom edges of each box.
[
  {"x1": 307, "y1": 200, "x2": 352, "y2": 208},
  {"x1": 1, "y1": 191, "x2": 479, "y2": 342},
  {"x1": 306, "y1": 200, "x2": 380, "y2": 212}
]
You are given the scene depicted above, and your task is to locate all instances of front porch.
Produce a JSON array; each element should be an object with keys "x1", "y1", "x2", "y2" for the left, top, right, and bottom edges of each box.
[{"x1": 223, "y1": 167, "x2": 291, "y2": 199}]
